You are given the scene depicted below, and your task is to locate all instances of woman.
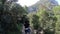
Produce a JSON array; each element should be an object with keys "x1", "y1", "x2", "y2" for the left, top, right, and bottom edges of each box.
[{"x1": 24, "y1": 19, "x2": 31, "y2": 34}]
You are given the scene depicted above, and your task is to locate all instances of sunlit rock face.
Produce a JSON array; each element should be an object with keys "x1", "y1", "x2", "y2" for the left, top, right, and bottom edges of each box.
[
  {"x1": 49, "y1": 0, "x2": 58, "y2": 5},
  {"x1": 28, "y1": 0, "x2": 58, "y2": 13}
]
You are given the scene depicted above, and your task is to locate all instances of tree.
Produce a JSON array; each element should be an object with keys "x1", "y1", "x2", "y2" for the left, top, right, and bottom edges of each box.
[
  {"x1": 37, "y1": 8, "x2": 57, "y2": 34},
  {"x1": 24, "y1": 6, "x2": 28, "y2": 13},
  {"x1": 53, "y1": 6, "x2": 60, "y2": 34},
  {"x1": 0, "y1": 0, "x2": 27, "y2": 34},
  {"x1": 32, "y1": 14, "x2": 40, "y2": 34}
]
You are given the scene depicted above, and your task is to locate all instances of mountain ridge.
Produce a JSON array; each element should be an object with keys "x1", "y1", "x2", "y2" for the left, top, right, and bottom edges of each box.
[{"x1": 27, "y1": 0, "x2": 58, "y2": 13}]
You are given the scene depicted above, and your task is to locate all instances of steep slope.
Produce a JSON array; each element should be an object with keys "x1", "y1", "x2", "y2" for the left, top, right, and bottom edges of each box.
[{"x1": 28, "y1": 0, "x2": 58, "y2": 13}]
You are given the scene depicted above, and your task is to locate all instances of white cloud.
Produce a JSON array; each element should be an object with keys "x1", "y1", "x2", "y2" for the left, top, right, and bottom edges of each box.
[{"x1": 17, "y1": 0, "x2": 39, "y2": 7}]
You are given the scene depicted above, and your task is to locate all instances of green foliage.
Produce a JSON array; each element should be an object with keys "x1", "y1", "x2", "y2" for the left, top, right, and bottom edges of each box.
[
  {"x1": 28, "y1": 6, "x2": 57, "y2": 34},
  {"x1": 53, "y1": 6, "x2": 60, "y2": 34},
  {"x1": 0, "y1": 0, "x2": 27, "y2": 34},
  {"x1": 53, "y1": 6, "x2": 60, "y2": 15},
  {"x1": 32, "y1": 15, "x2": 40, "y2": 30}
]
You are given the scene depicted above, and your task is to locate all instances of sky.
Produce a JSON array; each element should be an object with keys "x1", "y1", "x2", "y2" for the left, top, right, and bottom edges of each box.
[
  {"x1": 17, "y1": 0, "x2": 60, "y2": 7},
  {"x1": 17, "y1": 0, "x2": 40, "y2": 7},
  {"x1": 56, "y1": 0, "x2": 60, "y2": 5}
]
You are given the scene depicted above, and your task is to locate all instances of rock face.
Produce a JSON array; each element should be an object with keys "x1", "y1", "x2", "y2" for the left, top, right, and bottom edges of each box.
[{"x1": 27, "y1": 0, "x2": 58, "y2": 13}]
